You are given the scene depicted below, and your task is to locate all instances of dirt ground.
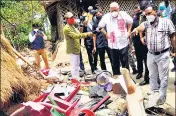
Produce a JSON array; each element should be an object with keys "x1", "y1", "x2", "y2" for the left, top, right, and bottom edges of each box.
[{"x1": 3, "y1": 40, "x2": 175, "y2": 115}]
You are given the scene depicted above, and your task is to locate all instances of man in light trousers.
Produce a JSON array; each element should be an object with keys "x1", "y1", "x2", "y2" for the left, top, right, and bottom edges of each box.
[
  {"x1": 132, "y1": 5, "x2": 176, "y2": 105},
  {"x1": 63, "y1": 12, "x2": 92, "y2": 81}
]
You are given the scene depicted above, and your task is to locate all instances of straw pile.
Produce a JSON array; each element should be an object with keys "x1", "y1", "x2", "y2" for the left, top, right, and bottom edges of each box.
[{"x1": 0, "y1": 34, "x2": 41, "y2": 109}]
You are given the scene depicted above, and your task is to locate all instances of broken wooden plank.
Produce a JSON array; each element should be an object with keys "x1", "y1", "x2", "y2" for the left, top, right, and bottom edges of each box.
[{"x1": 121, "y1": 68, "x2": 147, "y2": 116}]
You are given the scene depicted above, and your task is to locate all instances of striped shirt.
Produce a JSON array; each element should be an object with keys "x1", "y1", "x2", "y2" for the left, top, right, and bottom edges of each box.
[{"x1": 141, "y1": 17, "x2": 175, "y2": 53}]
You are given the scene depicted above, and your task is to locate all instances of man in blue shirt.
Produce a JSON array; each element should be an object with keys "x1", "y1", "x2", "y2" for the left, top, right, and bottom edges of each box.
[{"x1": 29, "y1": 24, "x2": 49, "y2": 70}]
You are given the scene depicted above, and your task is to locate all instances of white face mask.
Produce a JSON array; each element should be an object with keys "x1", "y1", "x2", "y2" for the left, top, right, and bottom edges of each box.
[
  {"x1": 111, "y1": 11, "x2": 118, "y2": 18},
  {"x1": 146, "y1": 15, "x2": 156, "y2": 23},
  {"x1": 34, "y1": 29, "x2": 38, "y2": 32}
]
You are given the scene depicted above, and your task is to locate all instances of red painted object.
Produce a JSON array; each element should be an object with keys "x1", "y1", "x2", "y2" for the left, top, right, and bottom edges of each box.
[
  {"x1": 11, "y1": 84, "x2": 81, "y2": 116},
  {"x1": 41, "y1": 68, "x2": 50, "y2": 76},
  {"x1": 70, "y1": 95, "x2": 110, "y2": 116}
]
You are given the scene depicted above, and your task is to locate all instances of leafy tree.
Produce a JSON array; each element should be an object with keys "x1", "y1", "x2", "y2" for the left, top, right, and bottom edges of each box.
[{"x1": 1, "y1": 0, "x2": 48, "y2": 50}]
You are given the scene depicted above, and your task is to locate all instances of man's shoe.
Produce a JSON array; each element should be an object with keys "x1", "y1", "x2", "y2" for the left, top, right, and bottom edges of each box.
[
  {"x1": 171, "y1": 67, "x2": 176, "y2": 72},
  {"x1": 132, "y1": 68, "x2": 138, "y2": 74},
  {"x1": 139, "y1": 80, "x2": 149, "y2": 86},
  {"x1": 136, "y1": 73, "x2": 142, "y2": 79}
]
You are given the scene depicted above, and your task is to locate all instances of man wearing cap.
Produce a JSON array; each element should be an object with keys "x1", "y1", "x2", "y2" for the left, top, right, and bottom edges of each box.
[
  {"x1": 63, "y1": 12, "x2": 92, "y2": 80},
  {"x1": 98, "y1": 2, "x2": 133, "y2": 78},
  {"x1": 29, "y1": 24, "x2": 49, "y2": 70},
  {"x1": 131, "y1": 5, "x2": 176, "y2": 105}
]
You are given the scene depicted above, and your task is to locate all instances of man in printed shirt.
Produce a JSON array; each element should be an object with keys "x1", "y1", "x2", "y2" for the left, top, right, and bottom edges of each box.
[
  {"x1": 131, "y1": 5, "x2": 176, "y2": 105},
  {"x1": 29, "y1": 24, "x2": 49, "y2": 70},
  {"x1": 63, "y1": 12, "x2": 92, "y2": 81},
  {"x1": 98, "y1": 2, "x2": 133, "y2": 78}
]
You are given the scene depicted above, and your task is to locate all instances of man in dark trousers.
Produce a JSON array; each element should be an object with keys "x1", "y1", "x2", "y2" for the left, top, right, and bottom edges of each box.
[
  {"x1": 92, "y1": 10, "x2": 113, "y2": 71},
  {"x1": 132, "y1": 5, "x2": 149, "y2": 85},
  {"x1": 82, "y1": 19, "x2": 98, "y2": 73}
]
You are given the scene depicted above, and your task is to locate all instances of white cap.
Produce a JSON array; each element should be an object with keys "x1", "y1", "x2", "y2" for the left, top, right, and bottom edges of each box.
[
  {"x1": 64, "y1": 12, "x2": 73, "y2": 18},
  {"x1": 110, "y1": 2, "x2": 119, "y2": 8},
  {"x1": 88, "y1": 6, "x2": 93, "y2": 10}
]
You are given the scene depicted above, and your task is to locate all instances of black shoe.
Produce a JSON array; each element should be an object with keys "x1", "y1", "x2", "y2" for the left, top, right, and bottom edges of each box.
[
  {"x1": 139, "y1": 80, "x2": 149, "y2": 86},
  {"x1": 136, "y1": 73, "x2": 142, "y2": 79},
  {"x1": 132, "y1": 68, "x2": 138, "y2": 74},
  {"x1": 171, "y1": 67, "x2": 176, "y2": 72},
  {"x1": 174, "y1": 81, "x2": 176, "y2": 86}
]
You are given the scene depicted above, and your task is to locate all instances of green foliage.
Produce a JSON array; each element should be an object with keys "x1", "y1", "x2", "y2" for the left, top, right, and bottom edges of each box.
[{"x1": 1, "y1": 0, "x2": 50, "y2": 50}]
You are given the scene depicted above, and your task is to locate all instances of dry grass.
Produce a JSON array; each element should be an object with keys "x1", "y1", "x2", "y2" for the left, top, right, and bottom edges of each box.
[{"x1": 0, "y1": 34, "x2": 41, "y2": 109}]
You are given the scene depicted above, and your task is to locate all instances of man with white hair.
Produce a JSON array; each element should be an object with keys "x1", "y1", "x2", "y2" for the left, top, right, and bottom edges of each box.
[
  {"x1": 87, "y1": 6, "x2": 94, "y2": 22},
  {"x1": 98, "y1": 2, "x2": 133, "y2": 78}
]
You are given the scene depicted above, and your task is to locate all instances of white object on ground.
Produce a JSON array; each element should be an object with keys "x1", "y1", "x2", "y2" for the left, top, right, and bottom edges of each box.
[{"x1": 23, "y1": 101, "x2": 45, "y2": 111}]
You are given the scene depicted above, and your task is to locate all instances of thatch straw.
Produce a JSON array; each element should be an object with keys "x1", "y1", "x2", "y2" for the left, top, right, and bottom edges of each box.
[{"x1": 0, "y1": 34, "x2": 41, "y2": 109}]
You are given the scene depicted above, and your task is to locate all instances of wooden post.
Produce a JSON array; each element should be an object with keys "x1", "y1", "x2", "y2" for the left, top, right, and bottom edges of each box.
[{"x1": 121, "y1": 68, "x2": 147, "y2": 116}]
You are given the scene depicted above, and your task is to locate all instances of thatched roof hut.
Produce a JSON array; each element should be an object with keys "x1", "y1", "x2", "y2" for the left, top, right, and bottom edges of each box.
[{"x1": 0, "y1": 34, "x2": 42, "y2": 109}]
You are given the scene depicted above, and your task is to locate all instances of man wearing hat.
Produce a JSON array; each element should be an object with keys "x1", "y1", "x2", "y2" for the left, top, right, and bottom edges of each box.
[
  {"x1": 29, "y1": 24, "x2": 49, "y2": 70},
  {"x1": 63, "y1": 12, "x2": 92, "y2": 80}
]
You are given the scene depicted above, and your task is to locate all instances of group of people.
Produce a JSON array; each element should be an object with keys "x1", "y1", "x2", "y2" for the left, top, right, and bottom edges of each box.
[
  {"x1": 63, "y1": 0, "x2": 175, "y2": 106},
  {"x1": 28, "y1": 0, "x2": 175, "y2": 106}
]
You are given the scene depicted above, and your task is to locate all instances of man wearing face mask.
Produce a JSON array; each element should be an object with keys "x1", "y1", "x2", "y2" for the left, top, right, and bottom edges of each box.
[
  {"x1": 63, "y1": 12, "x2": 93, "y2": 81},
  {"x1": 131, "y1": 6, "x2": 176, "y2": 105},
  {"x1": 132, "y1": 5, "x2": 149, "y2": 86},
  {"x1": 29, "y1": 24, "x2": 49, "y2": 70},
  {"x1": 92, "y1": 10, "x2": 113, "y2": 71},
  {"x1": 159, "y1": 0, "x2": 172, "y2": 19},
  {"x1": 98, "y1": 2, "x2": 133, "y2": 78}
]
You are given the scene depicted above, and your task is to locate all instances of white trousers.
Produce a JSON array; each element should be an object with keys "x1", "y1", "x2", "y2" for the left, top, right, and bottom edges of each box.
[{"x1": 70, "y1": 54, "x2": 80, "y2": 79}]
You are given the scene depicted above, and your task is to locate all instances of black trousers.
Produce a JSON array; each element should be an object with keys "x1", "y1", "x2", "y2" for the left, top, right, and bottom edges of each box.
[
  {"x1": 97, "y1": 47, "x2": 113, "y2": 70},
  {"x1": 80, "y1": 50, "x2": 85, "y2": 70},
  {"x1": 110, "y1": 45, "x2": 129, "y2": 75},
  {"x1": 85, "y1": 46, "x2": 98, "y2": 73},
  {"x1": 134, "y1": 43, "x2": 149, "y2": 81}
]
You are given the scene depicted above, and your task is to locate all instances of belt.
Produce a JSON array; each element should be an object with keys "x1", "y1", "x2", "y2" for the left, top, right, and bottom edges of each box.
[{"x1": 149, "y1": 48, "x2": 170, "y2": 55}]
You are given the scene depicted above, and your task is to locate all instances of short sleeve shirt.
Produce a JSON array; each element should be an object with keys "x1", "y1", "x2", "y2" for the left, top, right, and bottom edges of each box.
[
  {"x1": 141, "y1": 18, "x2": 175, "y2": 52},
  {"x1": 98, "y1": 11, "x2": 133, "y2": 49}
]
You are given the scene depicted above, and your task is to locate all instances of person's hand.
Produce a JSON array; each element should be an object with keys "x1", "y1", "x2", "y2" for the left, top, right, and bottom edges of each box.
[
  {"x1": 128, "y1": 32, "x2": 131, "y2": 39},
  {"x1": 87, "y1": 32, "x2": 93, "y2": 37},
  {"x1": 92, "y1": 47, "x2": 96, "y2": 54},
  {"x1": 171, "y1": 52, "x2": 176, "y2": 57},
  {"x1": 131, "y1": 28, "x2": 139, "y2": 36},
  {"x1": 105, "y1": 33, "x2": 109, "y2": 40},
  {"x1": 140, "y1": 38, "x2": 146, "y2": 45}
]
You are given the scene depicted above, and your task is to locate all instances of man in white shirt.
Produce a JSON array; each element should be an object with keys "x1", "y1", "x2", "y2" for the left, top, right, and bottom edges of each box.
[
  {"x1": 29, "y1": 24, "x2": 49, "y2": 70},
  {"x1": 98, "y1": 2, "x2": 133, "y2": 78}
]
